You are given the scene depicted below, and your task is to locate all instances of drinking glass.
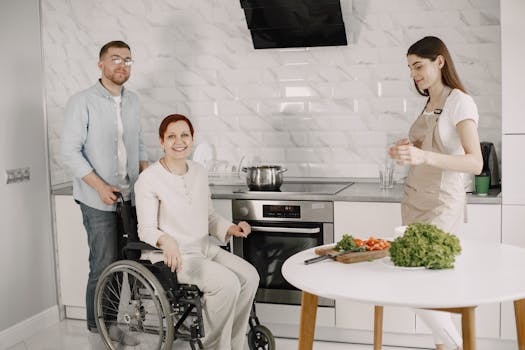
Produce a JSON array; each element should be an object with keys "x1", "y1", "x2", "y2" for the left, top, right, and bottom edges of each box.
[{"x1": 379, "y1": 164, "x2": 394, "y2": 189}]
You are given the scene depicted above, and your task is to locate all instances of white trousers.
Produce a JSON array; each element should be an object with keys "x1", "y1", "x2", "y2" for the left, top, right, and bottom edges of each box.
[
  {"x1": 177, "y1": 248, "x2": 259, "y2": 350},
  {"x1": 415, "y1": 309, "x2": 462, "y2": 349}
]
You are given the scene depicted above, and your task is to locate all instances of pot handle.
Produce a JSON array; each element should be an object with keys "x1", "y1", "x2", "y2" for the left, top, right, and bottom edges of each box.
[{"x1": 278, "y1": 168, "x2": 287, "y2": 174}]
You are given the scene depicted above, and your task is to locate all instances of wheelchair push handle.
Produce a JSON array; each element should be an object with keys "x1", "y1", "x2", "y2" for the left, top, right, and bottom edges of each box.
[{"x1": 113, "y1": 191, "x2": 125, "y2": 204}]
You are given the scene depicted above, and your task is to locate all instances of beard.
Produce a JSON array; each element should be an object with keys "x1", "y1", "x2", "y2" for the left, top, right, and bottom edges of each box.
[{"x1": 104, "y1": 68, "x2": 130, "y2": 86}]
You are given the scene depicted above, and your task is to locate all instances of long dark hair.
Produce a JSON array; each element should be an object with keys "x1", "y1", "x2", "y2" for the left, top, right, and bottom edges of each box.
[{"x1": 407, "y1": 36, "x2": 466, "y2": 96}]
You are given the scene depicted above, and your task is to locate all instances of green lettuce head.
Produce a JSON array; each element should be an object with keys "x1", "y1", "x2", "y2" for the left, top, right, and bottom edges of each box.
[{"x1": 389, "y1": 223, "x2": 461, "y2": 269}]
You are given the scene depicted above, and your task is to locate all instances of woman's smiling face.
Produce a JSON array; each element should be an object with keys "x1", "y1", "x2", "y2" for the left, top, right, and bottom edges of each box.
[
  {"x1": 160, "y1": 120, "x2": 194, "y2": 161},
  {"x1": 407, "y1": 54, "x2": 443, "y2": 91}
]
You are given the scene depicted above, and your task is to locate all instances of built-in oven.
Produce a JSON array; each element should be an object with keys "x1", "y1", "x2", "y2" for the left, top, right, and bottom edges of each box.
[{"x1": 232, "y1": 199, "x2": 334, "y2": 307}]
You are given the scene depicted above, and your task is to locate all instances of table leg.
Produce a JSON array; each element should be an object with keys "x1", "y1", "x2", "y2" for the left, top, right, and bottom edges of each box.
[
  {"x1": 430, "y1": 307, "x2": 477, "y2": 350},
  {"x1": 461, "y1": 307, "x2": 476, "y2": 350},
  {"x1": 514, "y1": 298, "x2": 525, "y2": 350},
  {"x1": 374, "y1": 305, "x2": 384, "y2": 350},
  {"x1": 298, "y1": 291, "x2": 318, "y2": 350}
]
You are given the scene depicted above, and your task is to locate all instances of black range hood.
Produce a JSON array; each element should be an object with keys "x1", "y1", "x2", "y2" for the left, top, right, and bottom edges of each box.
[{"x1": 240, "y1": 0, "x2": 348, "y2": 49}]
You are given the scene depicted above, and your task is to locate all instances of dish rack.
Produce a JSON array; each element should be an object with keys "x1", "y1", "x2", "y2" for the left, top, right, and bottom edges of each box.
[
  {"x1": 208, "y1": 170, "x2": 245, "y2": 185},
  {"x1": 207, "y1": 156, "x2": 246, "y2": 185}
]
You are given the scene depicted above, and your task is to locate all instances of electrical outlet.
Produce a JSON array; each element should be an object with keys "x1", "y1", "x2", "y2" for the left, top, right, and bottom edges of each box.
[{"x1": 5, "y1": 167, "x2": 30, "y2": 184}]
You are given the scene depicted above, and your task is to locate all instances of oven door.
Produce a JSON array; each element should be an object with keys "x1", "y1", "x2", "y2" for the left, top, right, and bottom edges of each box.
[{"x1": 233, "y1": 221, "x2": 334, "y2": 307}]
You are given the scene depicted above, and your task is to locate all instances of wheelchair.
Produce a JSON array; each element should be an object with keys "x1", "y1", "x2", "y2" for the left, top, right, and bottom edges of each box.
[{"x1": 93, "y1": 193, "x2": 275, "y2": 350}]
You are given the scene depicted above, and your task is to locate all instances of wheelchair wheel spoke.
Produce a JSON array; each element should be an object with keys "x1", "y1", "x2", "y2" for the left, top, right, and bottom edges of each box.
[
  {"x1": 105, "y1": 281, "x2": 122, "y2": 301},
  {"x1": 94, "y1": 261, "x2": 180, "y2": 350}
]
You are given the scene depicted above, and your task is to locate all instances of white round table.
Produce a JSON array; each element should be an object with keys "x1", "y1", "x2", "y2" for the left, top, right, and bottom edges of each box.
[{"x1": 282, "y1": 239, "x2": 525, "y2": 350}]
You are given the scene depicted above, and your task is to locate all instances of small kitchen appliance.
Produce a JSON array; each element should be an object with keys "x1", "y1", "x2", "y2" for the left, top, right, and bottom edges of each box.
[{"x1": 480, "y1": 141, "x2": 500, "y2": 188}]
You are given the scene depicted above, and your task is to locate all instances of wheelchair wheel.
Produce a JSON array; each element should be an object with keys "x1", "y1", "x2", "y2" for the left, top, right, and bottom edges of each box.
[
  {"x1": 247, "y1": 325, "x2": 275, "y2": 350},
  {"x1": 94, "y1": 260, "x2": 174, "y2": 349}
]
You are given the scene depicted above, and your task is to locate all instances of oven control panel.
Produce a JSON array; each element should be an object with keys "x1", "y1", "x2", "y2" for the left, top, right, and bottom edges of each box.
[
  {"x1": 232, "y1": 200, "x2": 333, "y2": 222},
  {"x1": 263, "y1": 204, "x2": 300, "y2": 219}
]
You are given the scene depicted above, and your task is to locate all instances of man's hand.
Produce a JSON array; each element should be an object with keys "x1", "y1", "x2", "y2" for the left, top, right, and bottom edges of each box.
[
  {"x1": 227, "y1": 221, "x2": 251, "y2": 238},
  {"x1": 157, "y1": 234, "x2": 182, "y2": 273},
  {"x1": 96, "y1": 183, "x2": 120, "y2": 205},
  {"x1": 82, "y1": 171, "x2": 119, "y2": 205}
]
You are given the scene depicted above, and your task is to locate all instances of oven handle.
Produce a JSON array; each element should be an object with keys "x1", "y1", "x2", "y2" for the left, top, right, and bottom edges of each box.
[{"x1": 250, "y1": 226, "x2": 321, "y2": 234}]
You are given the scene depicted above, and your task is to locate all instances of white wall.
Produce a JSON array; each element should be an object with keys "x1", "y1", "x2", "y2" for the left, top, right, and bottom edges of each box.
[
  {"x1": 0, "y1": 0, "x2": 56, "y2": 333},
  {"x1": 42, "y1": 0, "x2": 501, "y2": 184}
]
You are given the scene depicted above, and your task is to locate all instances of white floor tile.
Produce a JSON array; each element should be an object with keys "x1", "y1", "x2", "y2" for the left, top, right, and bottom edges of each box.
[{"x1": 18, "y1": 319, "x2": 428, "y2": 350}]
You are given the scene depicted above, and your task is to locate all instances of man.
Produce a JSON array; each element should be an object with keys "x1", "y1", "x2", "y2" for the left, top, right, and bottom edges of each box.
[{"x1": 61, "y1": 40, "x2": 148, "y2": 343}]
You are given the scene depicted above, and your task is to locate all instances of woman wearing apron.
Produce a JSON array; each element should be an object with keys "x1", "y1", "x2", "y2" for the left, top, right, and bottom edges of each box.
[{"x1": 389, "y1": 36, "x2": 483, "y2": 350}]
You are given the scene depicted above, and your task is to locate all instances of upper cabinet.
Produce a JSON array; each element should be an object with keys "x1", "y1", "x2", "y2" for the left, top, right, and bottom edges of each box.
[{"x1": 501, "y1": 0, "x2": 525, "y2": 134}]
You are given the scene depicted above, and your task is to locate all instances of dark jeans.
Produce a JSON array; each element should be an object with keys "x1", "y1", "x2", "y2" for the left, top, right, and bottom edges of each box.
[{"x1": 79, "y1": 201, "x2": 121, "y2": 330}]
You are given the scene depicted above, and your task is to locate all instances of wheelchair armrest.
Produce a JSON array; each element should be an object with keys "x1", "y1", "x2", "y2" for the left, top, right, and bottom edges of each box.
[
  {"x1": 125, "y1": 241, "x2": 160, "y2": 251},
  {"x1": 123, "y1": 241, "x2": 160, "y2": 260}
]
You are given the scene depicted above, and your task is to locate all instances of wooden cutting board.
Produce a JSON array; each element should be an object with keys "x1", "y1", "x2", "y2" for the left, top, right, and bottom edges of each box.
[{"x1": 314, "y1": 244, "x2": 389, "y2": 264}]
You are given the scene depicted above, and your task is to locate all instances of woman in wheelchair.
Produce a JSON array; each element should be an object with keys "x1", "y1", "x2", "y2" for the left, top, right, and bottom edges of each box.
[{"x1": 134, "y1": 114, "x2": 260, "y2": 350}]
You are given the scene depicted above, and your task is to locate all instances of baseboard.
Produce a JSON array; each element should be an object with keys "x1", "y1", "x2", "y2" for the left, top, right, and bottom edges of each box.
[
  {"x1": 0, "y1": 305, "x2": 60, "y2": 350},
  {"x1": 64, "y1": 305, "x2": 86, "y2": 320}
]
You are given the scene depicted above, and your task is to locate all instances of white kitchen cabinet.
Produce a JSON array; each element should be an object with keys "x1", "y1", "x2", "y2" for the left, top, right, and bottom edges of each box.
[
  {"x1": 501, "y1": 0, "x2": 525, "y2": 134},
  {"x1": 501, "y1": 135, "x2": 525, "y2": 205},
  {"x1": 462, "y1": 203, "x2": 502, "y2": 243},
  {"x1": 502, "y1": 205, "x2": 525, "y2": 248},
  {"x1": 501, "y1": 205, "x2": 525, "y2": 340},
  {"x1": 333, "y1": 201, "x2": 415, "y2": 334},
  {"x1": 334, "y1": 201, "x2": 502, "y2": 339},
  {"x1": 54, "y1": 195, "x2": 89, "y2": 319},
  {"x1": 54, "y1": 194, "x2": 233, "y2": 319},
  {"x1": 334, "y1": 202, "x2": 402, "y2": 239}
]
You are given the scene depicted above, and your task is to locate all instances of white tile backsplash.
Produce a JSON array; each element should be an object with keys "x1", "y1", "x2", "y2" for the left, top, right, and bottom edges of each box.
[{"x1": 43, "y1": 0, "x2": 501, "y2": 183}]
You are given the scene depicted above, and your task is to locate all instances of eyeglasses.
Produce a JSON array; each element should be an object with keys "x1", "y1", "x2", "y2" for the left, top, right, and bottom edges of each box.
[{"x1": 109, "y1": 55, "x2": 134, "y2": 67}]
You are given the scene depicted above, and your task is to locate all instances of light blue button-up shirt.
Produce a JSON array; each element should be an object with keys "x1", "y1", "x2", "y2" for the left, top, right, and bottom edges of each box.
[{"x1": 60, "y1": 81, "x2": 148, "y2": 211}]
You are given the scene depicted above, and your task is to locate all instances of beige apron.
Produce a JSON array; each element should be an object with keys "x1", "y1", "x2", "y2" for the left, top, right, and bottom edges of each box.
[{"x1": 401, "y1": 92, "x2": 466, "y2": 236}]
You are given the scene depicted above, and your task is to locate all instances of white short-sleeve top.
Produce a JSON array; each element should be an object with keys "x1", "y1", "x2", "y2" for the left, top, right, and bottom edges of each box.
[{"x1": 423, "y1": 88, "x2": 479, "y2": 155}]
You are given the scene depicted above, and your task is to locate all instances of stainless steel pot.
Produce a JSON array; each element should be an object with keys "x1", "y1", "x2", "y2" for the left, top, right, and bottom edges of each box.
[{"x1": 242, "y1": 165, "x2": 287, "y2": 191}]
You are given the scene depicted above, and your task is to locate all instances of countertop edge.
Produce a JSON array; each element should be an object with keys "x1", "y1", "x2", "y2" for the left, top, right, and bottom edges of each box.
[{"x1": 52, "y1": 180, "x2": 502, "y2": 205}]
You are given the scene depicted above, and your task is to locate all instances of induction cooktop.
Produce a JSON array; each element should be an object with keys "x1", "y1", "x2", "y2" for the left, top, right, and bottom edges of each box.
[{"x1": 233, "y1": 182, "x2": 353, "y2": 195}]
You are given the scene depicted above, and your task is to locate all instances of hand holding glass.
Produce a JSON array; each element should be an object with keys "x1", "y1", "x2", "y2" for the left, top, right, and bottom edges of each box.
[{"x1": 389, "y1": 138, "x2": 410, "y2": 165}]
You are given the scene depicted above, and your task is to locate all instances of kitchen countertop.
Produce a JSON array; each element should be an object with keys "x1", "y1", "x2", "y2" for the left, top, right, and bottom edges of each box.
[{"x1": 51, "y1": 178, "x2": 501, "y2": 204}]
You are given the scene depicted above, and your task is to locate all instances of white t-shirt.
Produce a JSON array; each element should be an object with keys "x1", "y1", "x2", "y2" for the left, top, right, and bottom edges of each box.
[
  {"x1": 113, "y1": 95, "x2": 130, "y2": 199},
  {"x1": 134, "y1": 160, "x2": 232, "y2": 261},
  {"x1": 422, "y1": 89, "x2": 479, "y2": 155}
]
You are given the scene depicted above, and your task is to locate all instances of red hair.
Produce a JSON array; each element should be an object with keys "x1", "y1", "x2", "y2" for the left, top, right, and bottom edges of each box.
[{"x1": 158, "y1": 114, "x2": 194, "y2": 140}]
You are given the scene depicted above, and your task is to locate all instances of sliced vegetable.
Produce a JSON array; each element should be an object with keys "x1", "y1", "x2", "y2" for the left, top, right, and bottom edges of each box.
[{"x1": 336, "y1": 234, "x2": 390, "y2": 252}]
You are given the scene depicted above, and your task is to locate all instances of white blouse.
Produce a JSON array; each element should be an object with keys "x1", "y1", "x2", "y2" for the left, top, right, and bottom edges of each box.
[{"x1": 134, "y1": 160, "x2": 232, "y2": 260}]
